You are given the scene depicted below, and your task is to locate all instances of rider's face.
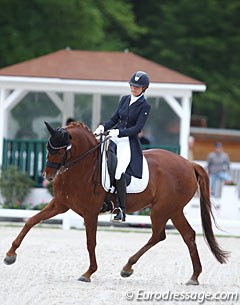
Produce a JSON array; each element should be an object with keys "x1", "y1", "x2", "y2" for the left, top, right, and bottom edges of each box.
[{"x1": 130, "y1": 85, "x2": 143, "y2": 97}]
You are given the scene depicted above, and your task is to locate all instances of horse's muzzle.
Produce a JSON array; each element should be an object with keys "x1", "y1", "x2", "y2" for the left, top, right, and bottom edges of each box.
[{"x1": 42, "y1": 170, "x2": 55, "y2": 182}]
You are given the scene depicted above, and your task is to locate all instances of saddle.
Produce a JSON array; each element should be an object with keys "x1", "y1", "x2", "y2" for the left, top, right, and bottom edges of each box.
[
  {"x1": 101, "y1": 136, "x2": 149, "y2": 193},
  {"x1": 105, "y1": 140, "x2": 131, "y2": 188},
  {"x1": 99, "y1": 136, "x2": 149, "y2": 214}
]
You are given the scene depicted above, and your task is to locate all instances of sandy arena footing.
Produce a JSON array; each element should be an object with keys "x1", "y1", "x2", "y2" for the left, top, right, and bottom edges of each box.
[{"x1": 1, "y1": 225, "x2": 239, "y2": 305}]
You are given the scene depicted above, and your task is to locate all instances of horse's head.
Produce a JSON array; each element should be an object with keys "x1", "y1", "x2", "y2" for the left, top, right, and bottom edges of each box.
[{"x1": 43, "y1": 121, "x2": 72, "y2": 181}]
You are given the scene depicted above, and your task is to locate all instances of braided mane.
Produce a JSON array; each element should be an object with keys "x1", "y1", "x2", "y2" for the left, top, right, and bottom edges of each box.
[{"x1": 66, "y1": 121, "x2": 98, "y2": 145}]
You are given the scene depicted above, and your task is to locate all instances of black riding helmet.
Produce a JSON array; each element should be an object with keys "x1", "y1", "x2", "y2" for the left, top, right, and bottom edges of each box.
[{"x1": 129, "y1": 71, "x2": 150, "y2": 88}]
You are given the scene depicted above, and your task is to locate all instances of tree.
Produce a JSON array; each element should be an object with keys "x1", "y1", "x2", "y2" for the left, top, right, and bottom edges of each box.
[
  {"x1": 129, "y1": 0, "x2": 240, "y2": 129},
  {"x1": 0, "y1": 0, "x2": 141, "y2": 67},
  {"x1": 1, "y1": 0, "x2": 240, "y2": 129}
]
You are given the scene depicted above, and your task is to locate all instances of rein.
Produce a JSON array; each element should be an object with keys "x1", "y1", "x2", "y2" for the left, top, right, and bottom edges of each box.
[
  {"x1": 65, "y1": 141, "x2": 102, "y2": 169},
  {"x1": 47, "y1": 135, "x2": 110, "y2": 173}
]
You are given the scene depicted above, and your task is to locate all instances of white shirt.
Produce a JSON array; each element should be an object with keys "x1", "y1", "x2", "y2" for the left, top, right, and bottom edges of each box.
[{"x1": 129, "y1": 93, "x2": 144, "y2": 106}]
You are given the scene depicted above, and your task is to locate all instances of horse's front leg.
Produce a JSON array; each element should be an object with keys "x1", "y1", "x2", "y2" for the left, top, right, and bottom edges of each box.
[
  {"x1": 78, "y1": 214, "x2": 98, "y2": 282},
  {"x1": 4, "y1": 200, "x2": 68, "y2": 265}
]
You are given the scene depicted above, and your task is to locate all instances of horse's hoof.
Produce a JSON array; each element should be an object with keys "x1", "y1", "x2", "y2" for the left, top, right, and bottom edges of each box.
[
  {"x1": 4, "y1": 255, "x2": 17, "y2": 265},
  {"x1": 78, "y1": 275, "x2": 91, "y2": 282},
  {"x1": 185, "y1": 279, "x2": 199, "y2": 285},
  {"x1": 121, "y1": 269, "x2": 133, "y2": 278}
]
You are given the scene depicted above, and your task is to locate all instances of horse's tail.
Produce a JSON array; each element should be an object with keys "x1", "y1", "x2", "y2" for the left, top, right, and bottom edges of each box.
[{"x1": 193, "y1": 162, "x2": 230, "y2": 264}]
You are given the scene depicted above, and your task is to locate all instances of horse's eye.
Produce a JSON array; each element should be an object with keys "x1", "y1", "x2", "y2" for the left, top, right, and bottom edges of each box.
[{"x1": 57, "y1": 149, "x2": 64, "y2": 155}]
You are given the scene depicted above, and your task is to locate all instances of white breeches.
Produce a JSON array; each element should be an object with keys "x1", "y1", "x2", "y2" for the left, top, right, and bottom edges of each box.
[{"x1": 110, "y1": 136, "x2": 131, "y2": 180}]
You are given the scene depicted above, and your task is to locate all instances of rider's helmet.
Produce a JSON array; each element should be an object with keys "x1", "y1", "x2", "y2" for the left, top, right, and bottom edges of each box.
[{"x1": 129, "y1": 71, "x2": 150, "y2": 88}]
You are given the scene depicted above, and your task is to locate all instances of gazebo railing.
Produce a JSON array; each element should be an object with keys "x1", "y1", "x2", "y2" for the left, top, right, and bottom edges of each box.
[
  {"x1": 2, "y1": 138, "x2": 47, "y2": 187},
  {"x1": 2, "y1": 139, "x2": 180, "y2": 187}
]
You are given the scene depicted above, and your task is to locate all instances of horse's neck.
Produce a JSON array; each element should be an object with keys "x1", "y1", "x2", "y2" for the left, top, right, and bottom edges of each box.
[
  {"x1": 68, "y1": 131, "x2": 99, "y2": 183},
  {"x1": 71, "y1": 127, "x2": 98, "y2": 160}
]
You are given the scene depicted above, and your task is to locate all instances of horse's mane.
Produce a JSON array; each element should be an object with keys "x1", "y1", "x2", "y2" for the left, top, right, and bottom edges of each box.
[
  {"x1": 65, "y1": 121, "x2": 98, "y2": 145},
  {"x1": 66, "y1": 121, "x2": 88, "y2": 130}
]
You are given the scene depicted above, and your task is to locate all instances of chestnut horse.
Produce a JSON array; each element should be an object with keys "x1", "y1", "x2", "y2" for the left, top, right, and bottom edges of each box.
[{"x1": 4, "y1": 121, "x2": 229, "y2": 284}]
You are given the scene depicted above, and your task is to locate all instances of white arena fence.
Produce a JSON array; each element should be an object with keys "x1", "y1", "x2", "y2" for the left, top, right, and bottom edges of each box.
[
  {"x1": 0, "y1": 208, "x2": 158, "y2": 230},
  {"x1": 0, "y1": 161, "x2": 239, "y2": 234}
]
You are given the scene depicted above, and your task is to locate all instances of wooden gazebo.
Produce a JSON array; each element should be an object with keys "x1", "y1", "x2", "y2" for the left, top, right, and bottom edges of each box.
[{"x1": 0, "y1": 49, "x2": 206, "y2": 170}]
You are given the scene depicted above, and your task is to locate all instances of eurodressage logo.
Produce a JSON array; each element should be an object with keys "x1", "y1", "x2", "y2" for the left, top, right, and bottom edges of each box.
[{"x1": 125, "y1": 289, "x2": 239, "y2": 304}]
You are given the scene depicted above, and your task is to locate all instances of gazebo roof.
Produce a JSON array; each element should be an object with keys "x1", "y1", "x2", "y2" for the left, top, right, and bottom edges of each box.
[
  {"x1": 0, "y1": 49, "x2": 207, "y2": 164},
  {"x1": 0, "y1": 49, "x2": 203, "y2": 85}
]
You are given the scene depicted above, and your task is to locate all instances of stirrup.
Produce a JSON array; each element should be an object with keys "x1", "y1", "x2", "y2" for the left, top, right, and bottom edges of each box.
[
  {"x1": 99, "y1": 200, "x2": 114, "y2": 214},
  {"x1": 111, "y1": 207, "x2": 126, "y2": 222}
]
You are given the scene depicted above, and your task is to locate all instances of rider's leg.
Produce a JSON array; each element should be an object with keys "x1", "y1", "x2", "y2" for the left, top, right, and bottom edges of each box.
[
  {"x1": 113, "y1": 137, "x2": 130, "y2": 222},
  {"x1": 114, "y1": 173, "x2": 126, "y2": 221}
]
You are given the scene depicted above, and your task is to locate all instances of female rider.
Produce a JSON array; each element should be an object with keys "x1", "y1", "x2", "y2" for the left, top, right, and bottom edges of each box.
[{"x1": 94, "y1": 71, "x2": 151, "y2": 222}]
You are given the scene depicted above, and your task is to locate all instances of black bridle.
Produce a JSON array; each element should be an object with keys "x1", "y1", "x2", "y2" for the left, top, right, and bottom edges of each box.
[
  {"x1": 46, "y1": 145, "x2": 72, "y2": 170},
  {"x1": 46, "y1": 135, "x2": 109, "y2": 172}
]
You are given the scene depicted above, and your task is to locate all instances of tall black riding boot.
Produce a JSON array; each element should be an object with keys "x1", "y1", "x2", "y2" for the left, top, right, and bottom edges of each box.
[{"x1": 113, "y1": 173, "x2": 126, "y2": 222}]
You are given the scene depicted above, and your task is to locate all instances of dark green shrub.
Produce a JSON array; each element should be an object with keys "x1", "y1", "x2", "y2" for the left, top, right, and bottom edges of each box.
[
  {"x1": 0, "y1": 166, "x2": 34, "y2": 208},
  {"x1": 46, "y1": 181, "x2": 54, "y2": 196},
  {"x1": 32, "y1": 202, "x2": 48, "y2": 210}
]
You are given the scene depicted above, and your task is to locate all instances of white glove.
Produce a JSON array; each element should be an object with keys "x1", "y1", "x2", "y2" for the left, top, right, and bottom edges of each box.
[
  {"x1": 94, "y1": 124, "x2": 104, "y2": 135},
  {"x1": 108, "y1": 129, "x2": 119, "y2": 137}
]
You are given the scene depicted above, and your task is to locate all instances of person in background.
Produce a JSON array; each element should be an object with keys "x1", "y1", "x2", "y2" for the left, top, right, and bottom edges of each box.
[
  {"x1": 188, "y1": 135, "x2": 195, "y2": 161},
  {"x1": 94, "y1": 71, "x2": 151, "y2": 222},
  {"x1": 65, "y1": 117, "x2": 75, "y2": 125},
  {"x1": 207, "y1": 142, "x2": 232, "y2": 197}
]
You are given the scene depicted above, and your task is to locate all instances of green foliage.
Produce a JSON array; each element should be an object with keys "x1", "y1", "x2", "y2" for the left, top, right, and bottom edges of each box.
[
  {"x1": 1, "y1": 202, "x2": 32, "y2": 210},
  {"x1": 130, "y1": 0, "x2": 240, "y2": 129},
  {"x1": 1, "y1": 0, "x2": 240, "y2": 128},
  {"x1": 46, "y1": 181, "x2": 54, "y2": 196},
  {"x1": 0, "y1": 166, "x2": 34, "y2": 208},
  {"x1": 31, "y1": 202, "x2": 48, "y2": 210},
  {"x1": 0, "y1": 0, "x2": 141, "y2": 67},
  {"x1": 137, "y1": 207, "x2": 151, "y2": 216}
]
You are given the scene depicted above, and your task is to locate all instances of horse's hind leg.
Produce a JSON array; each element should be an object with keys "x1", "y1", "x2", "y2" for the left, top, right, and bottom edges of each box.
[
  {"x1": 171, "y1": 211, "x2": 202, "y2": 285},
  {"x1": 4, "y1": 199, "x2": 68, "y2": 265},
  {"x1": 121, "y1": 208, "x2": 167, "y2": 278}
]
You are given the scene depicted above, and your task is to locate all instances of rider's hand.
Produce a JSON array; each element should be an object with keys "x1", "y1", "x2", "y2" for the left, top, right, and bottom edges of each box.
[
  {"x1": 108, "y1": 129, "x2": 119, "y2": 137},
  {"x1": 94, "y1": 125, "x2": 104, "y2": 135}
]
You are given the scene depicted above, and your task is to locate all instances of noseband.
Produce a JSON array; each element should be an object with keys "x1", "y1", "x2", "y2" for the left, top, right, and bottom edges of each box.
[{"x1": 46, "y1": 138, "x2": 72, "y2": 170}]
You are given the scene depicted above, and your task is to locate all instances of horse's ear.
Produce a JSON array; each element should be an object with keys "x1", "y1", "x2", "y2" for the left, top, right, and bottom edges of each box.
[{"x1": 44, "y1": 121, "x2": 56, "y2": 136}]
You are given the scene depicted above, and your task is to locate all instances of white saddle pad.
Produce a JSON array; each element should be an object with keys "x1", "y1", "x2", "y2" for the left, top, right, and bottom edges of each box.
[{"x1": 101, "y1": 138, "x2": 149, "y2": 193}]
